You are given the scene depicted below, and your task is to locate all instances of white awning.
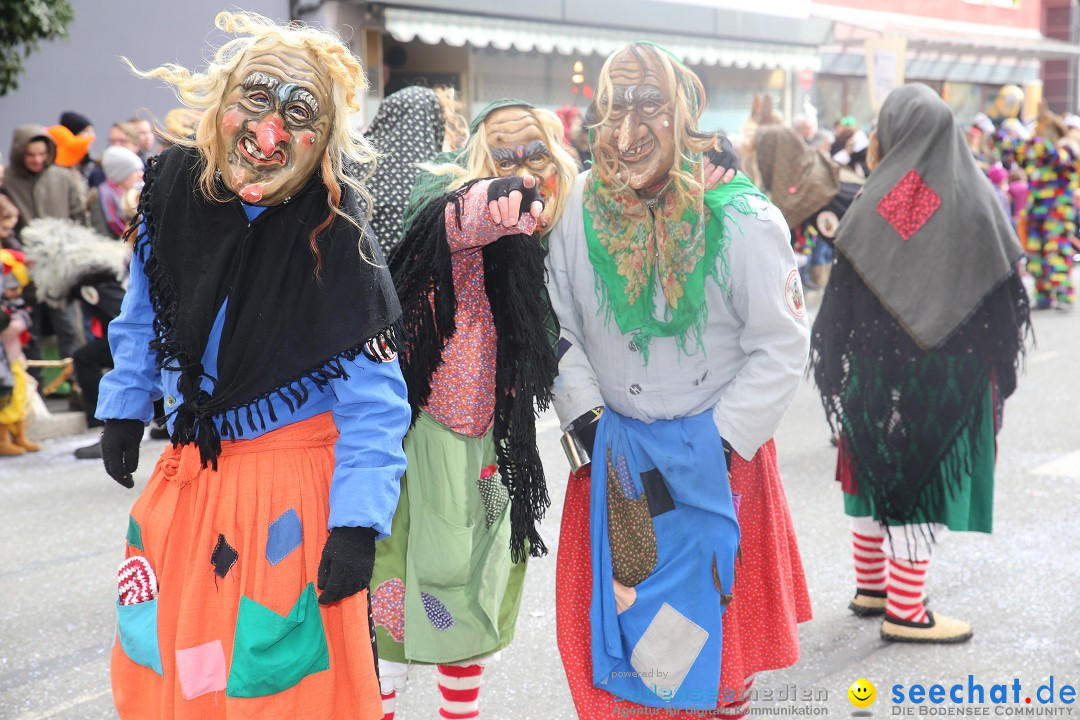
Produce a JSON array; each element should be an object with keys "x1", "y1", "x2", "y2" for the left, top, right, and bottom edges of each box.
[{"x1": 383, "y1": 8, "x2": 820, "y2": 71}]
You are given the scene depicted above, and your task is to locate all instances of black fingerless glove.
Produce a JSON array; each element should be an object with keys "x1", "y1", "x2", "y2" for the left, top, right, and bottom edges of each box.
[
  {"x1": 706, "y1": 134, "x2": 740, "y2": 176},
  {"x1": 101, "y1": 419, "x2": 144, "y2": 489},
  {"x1": 486, "y1": 176, "x2": 544, "y2": 211},
  {"x1": 317, "y1": 525, "x2": 378, "y2": 605}
]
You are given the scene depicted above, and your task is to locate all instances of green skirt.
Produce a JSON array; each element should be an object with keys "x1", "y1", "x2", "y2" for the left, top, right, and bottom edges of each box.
[
  {"x1": 844, "y1": 382, "x2": 996, "y2": 533},
  {"x1": 370, "y1": 411, "x2": 527, "y2": 665}
]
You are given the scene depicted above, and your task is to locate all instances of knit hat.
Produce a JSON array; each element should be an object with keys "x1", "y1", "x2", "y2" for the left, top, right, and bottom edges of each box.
[
  {"x1": 59, "y1": 111, "x2": 92, "y2": 136},
  {"x1": 102, "y1": 146, "x2": 143, "y2": 183},
  {"x1": 47, "y1": 125, "x2": 93, "y2": 167}
]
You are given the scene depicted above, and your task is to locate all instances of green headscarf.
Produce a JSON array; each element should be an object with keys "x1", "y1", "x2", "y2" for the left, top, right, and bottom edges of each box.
[{"x1": 400, "y1": 99, "x2": 535, "y2": 234}]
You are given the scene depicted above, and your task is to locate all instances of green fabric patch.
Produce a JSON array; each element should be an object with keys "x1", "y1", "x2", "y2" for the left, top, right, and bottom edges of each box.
[
  {"x1": 125, "y1": 515, "x2": 143, "y2": 551},
  {"x1": 225, "y1": 582, "x2": 329, "y2": 698},
  {"x1": 116, "y1": 598, "x2": 163, "y2": 675}
]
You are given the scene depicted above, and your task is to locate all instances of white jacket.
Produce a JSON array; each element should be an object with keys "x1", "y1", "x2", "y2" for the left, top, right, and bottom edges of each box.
[{"x1": 545, "y1": 172, "x2": 810, "y2": 460}]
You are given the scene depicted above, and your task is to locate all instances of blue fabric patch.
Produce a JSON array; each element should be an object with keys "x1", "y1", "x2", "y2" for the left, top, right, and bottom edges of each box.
[
  {"x1": 116, "y1": 598, "x2": 163, "y2": 675},
  {"x1": 557, "y1": 337, "x2": 573, "y2": 361},
  {"x1": 266, "y1": 509, "x2": 302, "y2": 566}
]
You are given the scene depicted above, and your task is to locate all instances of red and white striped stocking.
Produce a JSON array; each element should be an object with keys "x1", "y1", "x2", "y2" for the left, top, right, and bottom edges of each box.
[
  {"x1": 853, "y1": 530, "x2": 887, "y2": 593},
  {"x1": 437, "y1": 664, "x2": 485, "y2": 719},
  {"x1": 380, "y1": 690, "x2": 396, "y2": 720},
  {"x1": 886, "y1": 557, "x2": 930, "y2": 623}
]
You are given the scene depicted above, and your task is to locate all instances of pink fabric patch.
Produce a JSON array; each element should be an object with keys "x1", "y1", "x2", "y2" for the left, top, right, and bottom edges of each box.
[
  {"x1": 876, "y1": 169, "x2": 941, "y2": 241},
  {"x1": 372, "y1": 578, "x2": 406, "y2": 643},
  {"x1": 175, "y1": 640, "x2": 227, "y2": 700}
]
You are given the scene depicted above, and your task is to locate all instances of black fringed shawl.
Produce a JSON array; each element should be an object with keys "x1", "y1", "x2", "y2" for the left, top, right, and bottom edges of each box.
[
  {"x1": 131, "y1": 146, "x2": 401, "y2": 467},
  {"x1": 387, "y1": 179, "x2": 557, "y2": 563},
  {"x1": 810, "y1": 254, "x2": 1030, "y2": 531}
]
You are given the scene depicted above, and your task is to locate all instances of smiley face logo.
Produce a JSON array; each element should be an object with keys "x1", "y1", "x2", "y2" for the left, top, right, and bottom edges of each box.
[{"x1": 848, "y1": 678, "x2": 876, "y2": 708}]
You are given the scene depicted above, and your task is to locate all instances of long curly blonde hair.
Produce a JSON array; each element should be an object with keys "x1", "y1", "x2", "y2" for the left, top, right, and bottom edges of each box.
[
  {"x1": 123, "y1": 11, "x2": 378, "y2": 262},
  {"x1": 422, "y1": 105, "x2": 579, "y2": 229},
  {"x1": 589, "y1": 43, "x2": 721, "y2": 207}
]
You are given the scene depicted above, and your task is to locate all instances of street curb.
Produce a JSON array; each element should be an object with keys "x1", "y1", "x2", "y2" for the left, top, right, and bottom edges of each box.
[{"x1": 26, "y1": 410, "x2": 89, "y2": 442}]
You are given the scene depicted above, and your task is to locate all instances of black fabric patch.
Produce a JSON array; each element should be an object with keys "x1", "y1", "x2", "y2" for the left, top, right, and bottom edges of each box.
[
  {"x1": 210, "y1": 533, "x2": 238, "y2": 578},
  {"x1": 557, "y1": 337, "x2": 573, "y2": 361},
  {"x1": 641, "y1": 469, "x2": 675, "y2": 517}
]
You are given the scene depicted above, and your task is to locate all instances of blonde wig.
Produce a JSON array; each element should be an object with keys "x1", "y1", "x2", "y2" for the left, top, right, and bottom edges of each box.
[
  {"x1": 433, "y1": 86, "x2": 468, "y2": 153},
  {"x1": 589, "y1": 43, "x2": 723, "y2": 208},
  {"x1": 420, "y1": 105, "x2": 579, "y2": 229},
  {"x1": 123, "y1": 11, "x2": 378, "y2": 260}
]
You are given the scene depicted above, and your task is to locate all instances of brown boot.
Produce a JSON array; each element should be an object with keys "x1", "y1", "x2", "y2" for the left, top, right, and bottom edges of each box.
[
  {"x1": 12, "y1": 419, "x2": 40, "y2": 452},
  {"x1": 0, "y1": 425, "x2": 25, "y2": 456}
]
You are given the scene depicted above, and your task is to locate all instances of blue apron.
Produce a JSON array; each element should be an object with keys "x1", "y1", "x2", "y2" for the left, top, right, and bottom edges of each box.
[{"x1": 589, "y1": 409, "x2": 740, "y2": 710}]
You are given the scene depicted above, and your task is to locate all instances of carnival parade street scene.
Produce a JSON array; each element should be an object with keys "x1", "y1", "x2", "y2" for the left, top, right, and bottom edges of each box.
[{"x1": 0, "y1": 0, "x2": 1078, "y2": 718}]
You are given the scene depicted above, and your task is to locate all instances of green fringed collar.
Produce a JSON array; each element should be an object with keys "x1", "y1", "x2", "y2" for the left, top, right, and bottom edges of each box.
[{"x1": 582, "y1": 170, "x2": 766, "y2": 362}]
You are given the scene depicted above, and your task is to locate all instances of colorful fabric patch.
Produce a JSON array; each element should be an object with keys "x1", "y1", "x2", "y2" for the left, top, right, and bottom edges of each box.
[
  {"x1": 613, "y1": 453, "x2": 637, "y2": 499},
  {"x1": 557, "y1": 337, "x2": 573, "y2": 361},
  {"x1": 211, "y1": 533, "x2": 238, "y2": 579},
  {"x1": 476, "y1": 464, "x2": 509, "y2": 528},
  {"x1": 372, "y1": 578, "x2": 406, "y2": 643},
  {"x1": 266, "y1": 509, "x2": 302, "y2": 566},
  {"x1": 176, "y1": 640, "x2": 227, "y2": 700},
  {"x1": 126, "y1": 515, "x2": 143, "y2": 551},
  {"x1": 118, "y1": 556, "x2": 157, "y2": 606},
  {"x1": 116, "y1": 598, "x2": 163, "y2": 675},
  {"x1": 784, "y1": 269, "x2": 805, "y2": 319},
  {"x1": 226, "y1": 582, "x2": 329, "y2": 698},
  {"x1": 420, "y1": 592, "x2": 455, "y2": 630},
  {"x1": 606, "y1": 451, "x2": 658, "y2": 588},
  {"x1": 877, "y1": 169, "x2": 941, "y2": 241}
]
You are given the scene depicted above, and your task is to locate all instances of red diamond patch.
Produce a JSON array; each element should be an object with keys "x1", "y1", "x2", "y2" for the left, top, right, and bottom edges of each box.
[{"x1": 877, "y1": 170, "x2": 941, "y2": 241}]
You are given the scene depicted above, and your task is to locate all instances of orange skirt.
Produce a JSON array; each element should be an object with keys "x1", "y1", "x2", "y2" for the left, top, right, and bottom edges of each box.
[
  {"x1": 112, "y1": 412, "x2": 382, "y2": 720},
  {"x1": 556, "y1": 440, "x2": 812, "y2": 717}
]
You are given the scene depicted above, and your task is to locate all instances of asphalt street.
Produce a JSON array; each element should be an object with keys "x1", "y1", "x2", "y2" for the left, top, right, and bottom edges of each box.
[{"x1": 2, "y1": 295, "x2": 1078, "y2": 719}]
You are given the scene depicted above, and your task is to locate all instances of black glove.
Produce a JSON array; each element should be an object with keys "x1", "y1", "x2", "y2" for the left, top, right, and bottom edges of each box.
[
  {"x1": 317, "y1": 525, "x2": 378, "y2": 605},
  {"x1": 705, "y1": 135, "x2": 740, "y2": 176},
  {"x1": 486, "y1": 176, "x2": 544, "y2": 212},
  {"x1": 101, "y1": 419, "x2": 144, "y2": 488}
]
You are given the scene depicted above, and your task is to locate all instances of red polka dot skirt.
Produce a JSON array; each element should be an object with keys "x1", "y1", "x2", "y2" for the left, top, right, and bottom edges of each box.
[{"x1": 555, "y1": 439, "x2": 812, "y2": 718}]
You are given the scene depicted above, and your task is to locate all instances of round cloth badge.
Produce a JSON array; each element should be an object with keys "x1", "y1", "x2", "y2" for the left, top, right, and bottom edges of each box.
[
  {"x1": 815, "y1": 209, "x2": 840, "y2": 238},
  {"x1": 784, "y1": 268, "x2": 806, "y2": 319}
]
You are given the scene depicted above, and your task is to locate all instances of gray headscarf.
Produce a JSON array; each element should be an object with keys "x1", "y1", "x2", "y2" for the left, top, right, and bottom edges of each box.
[{"x1": 834, "y1": 83, "x2": 1024, "y2": 349}]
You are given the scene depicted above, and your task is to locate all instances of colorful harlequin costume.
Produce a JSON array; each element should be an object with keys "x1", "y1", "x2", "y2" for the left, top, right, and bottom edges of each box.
[
  {"x1": 371, "y1": 100, "x2": 577, "y2": 718},
  {"x1": 546, "y1": 44, "x2": 811, "y2": 717},
  {"x1": 96, "y1": 13, "x2": 410, "y2": 719},
  {"x1": 1005, "y1": 136, "x2": 1078, "y2": 309},
  {"x1": 811, "y1": 84, "x2": 1030, "y2": 643}
]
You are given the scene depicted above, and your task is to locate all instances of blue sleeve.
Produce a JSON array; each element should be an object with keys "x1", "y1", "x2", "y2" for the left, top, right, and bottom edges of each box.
[
  {"x1": 327, "y1": 353, "x2": 411, "y2": 536},
  {"x1": 96, "y1": 233, "x2": 162, "y2": 423}
]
